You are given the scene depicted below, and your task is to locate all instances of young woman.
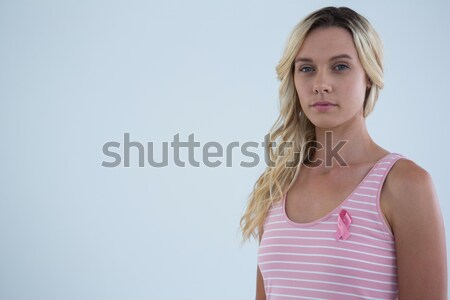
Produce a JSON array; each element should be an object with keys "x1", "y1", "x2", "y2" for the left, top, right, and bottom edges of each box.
[{"x1": 240, "y1": 6, "x2": 447, "y2": 300}]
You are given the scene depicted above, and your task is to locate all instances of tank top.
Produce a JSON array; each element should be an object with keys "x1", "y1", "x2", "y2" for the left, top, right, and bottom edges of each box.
[{"x1": 258, "y1": 152, "x2": 408, "y2": 300}]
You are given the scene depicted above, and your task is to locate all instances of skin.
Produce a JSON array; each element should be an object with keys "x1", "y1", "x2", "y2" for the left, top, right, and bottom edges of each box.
[{"x1": 255, "y1": 26, "x2": 447, "y2": 300}]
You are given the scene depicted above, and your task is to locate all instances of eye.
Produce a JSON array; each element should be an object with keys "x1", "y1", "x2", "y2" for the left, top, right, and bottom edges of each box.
[
  {"x1": 298, "y1": 66, "x2": 314, "y2": 73},
  {"x1": 334, "y1": 64, "x2": 350, "y2": 71}
]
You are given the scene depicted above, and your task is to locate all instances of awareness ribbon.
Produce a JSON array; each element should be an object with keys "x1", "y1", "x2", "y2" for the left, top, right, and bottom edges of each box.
[{"x1": 335, "y1": 209, "x2": 352, "y2": 241}]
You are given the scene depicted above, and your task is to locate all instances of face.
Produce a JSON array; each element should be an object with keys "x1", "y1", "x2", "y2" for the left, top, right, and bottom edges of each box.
[{"x1": 293, "y1": 27, "x2": 370, "y2": 129}]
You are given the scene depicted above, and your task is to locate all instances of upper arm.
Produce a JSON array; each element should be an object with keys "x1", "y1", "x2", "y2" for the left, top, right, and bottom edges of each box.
[
  {"x1": 256, "y1": 227, "x2": 266, "y2": 300},
  {"x1": 386, "y1": 160, "x2": 447, "y2": 299},
  {"x1": 256, "y1": 265, "x2": 266, "y2": 300}
]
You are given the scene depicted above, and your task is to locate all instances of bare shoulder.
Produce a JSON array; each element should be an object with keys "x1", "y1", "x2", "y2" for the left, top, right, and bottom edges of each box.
[
  {"x1": 384, "y1": 158, "x2": 434, "y2": 199},
  {"x1": 382, "y1": 158, "x2": 438, "y2": 230},
  {"x1": 383, "y1": 158, "x2": 447, "y2": 299}
]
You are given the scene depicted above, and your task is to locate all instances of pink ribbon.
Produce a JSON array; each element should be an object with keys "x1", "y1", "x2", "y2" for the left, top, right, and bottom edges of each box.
[{"x1": 335, "y1": 209, "x2": 352, "y2": 241}]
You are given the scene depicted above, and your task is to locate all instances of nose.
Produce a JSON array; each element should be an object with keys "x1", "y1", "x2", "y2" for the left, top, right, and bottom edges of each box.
[
  {"x1": 312, "y1": 72, "x2": 332, "y2": 94},
  {"x1": 313, "y1": 85, "x2": 331, "y2": 94}
]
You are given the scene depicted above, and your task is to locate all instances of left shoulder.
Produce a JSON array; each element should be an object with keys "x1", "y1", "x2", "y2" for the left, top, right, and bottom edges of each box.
[
  {"x1": 385, "y1": 158, "x2": 435, "y2": 199},
  {"x1": 380, "y1": 159, "x2": 438, "y2": 235},
  {"x1": 383, "y1": 158, "x2": 447, "y2": 298},
  {"x1": 383, "y1": 158, "x2": 438, "y2": 228}
]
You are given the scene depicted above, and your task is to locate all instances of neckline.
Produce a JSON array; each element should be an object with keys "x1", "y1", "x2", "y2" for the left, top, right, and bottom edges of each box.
[{"x1": 282, "y1": 152, "x2": 392, "y2": 227}]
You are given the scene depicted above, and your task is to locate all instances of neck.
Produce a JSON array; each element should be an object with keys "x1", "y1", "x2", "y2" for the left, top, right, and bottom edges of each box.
[{"x1": 306, "y1": 115, "x2": 380, "y2": 170}]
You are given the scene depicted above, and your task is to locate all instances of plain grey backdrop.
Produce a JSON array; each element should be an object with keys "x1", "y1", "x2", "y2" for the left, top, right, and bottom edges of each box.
[{"x1": 1, "y1": 0, "x2": 449, "y2": 299}]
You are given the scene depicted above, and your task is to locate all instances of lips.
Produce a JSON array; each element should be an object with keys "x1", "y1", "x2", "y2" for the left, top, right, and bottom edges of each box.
[
  {"x1": 311, "y1": 101, "x2": 337, "y2": 112},
  {"x1": 311, "y1": 101, "x2": 337, "y2": 107}
]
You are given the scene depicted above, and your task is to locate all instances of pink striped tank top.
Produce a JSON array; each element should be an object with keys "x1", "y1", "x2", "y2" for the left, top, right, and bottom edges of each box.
[{"x1": 258, "y1": 153, "x2": 408, "y2": 300}]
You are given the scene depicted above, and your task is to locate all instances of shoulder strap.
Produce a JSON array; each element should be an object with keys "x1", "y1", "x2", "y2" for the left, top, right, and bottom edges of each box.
[{"x1": 373, "y1": 152, "x2": 409, "y2": 194}]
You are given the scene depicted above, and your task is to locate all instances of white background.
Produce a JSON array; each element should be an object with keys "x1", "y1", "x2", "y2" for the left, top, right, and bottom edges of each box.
[{"x1": 1, "y1": 0, "x2": 449, "y2": 299}]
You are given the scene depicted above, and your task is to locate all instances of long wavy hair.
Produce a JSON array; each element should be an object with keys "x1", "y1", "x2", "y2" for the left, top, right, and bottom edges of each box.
[{"x1": 240, "y1": 6, "x2": 384, "y2": 243}]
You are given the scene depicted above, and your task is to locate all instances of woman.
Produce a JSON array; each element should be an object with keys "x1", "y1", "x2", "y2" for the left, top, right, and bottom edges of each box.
[{"x1": 240, "y1": 6, "x2": 447, "y2": 300}]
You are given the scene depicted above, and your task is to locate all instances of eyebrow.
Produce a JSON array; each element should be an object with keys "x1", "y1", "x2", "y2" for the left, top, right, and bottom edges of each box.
[{"x1": 294, "y1": 54, "x2": 353, "y2": 64}]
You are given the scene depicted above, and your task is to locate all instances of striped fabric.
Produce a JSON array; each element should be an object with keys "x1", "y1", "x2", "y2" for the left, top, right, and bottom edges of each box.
[{"x1": 258, "y1": 153, "x2": 408, "y2": 300}]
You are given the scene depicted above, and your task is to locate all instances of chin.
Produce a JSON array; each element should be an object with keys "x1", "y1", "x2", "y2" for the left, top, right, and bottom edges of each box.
[
  {"x1": 306, "y1": 115, "x2": 340, "y2": 130},
  {"x1": 312, "y1": 122, "x2": 340, "y2": 130}
]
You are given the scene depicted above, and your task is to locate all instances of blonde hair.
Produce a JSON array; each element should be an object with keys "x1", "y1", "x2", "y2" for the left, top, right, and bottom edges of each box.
[{"x1": 239, "y1": 6, "x2": 384, "y2": 243}]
